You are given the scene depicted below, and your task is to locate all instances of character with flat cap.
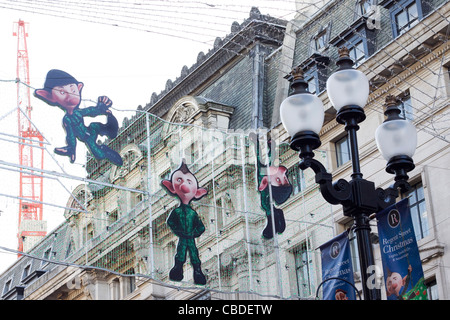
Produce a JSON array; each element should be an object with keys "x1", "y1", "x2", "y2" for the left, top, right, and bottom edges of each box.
[{"x1": 34, "y1": 69, "x2": 123, "y2": 166}]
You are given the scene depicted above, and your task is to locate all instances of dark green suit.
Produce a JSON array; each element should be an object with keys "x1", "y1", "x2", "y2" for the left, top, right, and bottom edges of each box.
[
  {"x1": 250, "y1": 133, "x2": 291, "y2": 239},
  {"x1": 167, "y1": 203, "x2": 205, "y2": 265},
  {"x1": 57, "y1": 104, "x2": 122, "y2": 166}
]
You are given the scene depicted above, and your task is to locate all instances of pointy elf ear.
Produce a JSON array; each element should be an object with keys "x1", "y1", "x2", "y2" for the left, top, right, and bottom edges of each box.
[
  {"x1": 258, "y1": 176, "x2": 269, "y2": 191},
  {"x1": 194, "y1": 187, "x2": 207, "y2": 199},
  {"x1": 161, "y1": 180, "x2": 176, "y2": 195},
  {"x1": 34, "y1": 89, "x2": 57, "y2": 105}
]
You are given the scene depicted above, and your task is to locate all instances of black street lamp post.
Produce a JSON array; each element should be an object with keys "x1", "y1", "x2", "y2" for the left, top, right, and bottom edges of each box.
[{"x1": 280, "y1": 47, "x2": 418, "y2": 300}]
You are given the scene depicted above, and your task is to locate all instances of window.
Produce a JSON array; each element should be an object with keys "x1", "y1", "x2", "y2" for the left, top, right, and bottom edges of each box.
[
  {"x1": 287, "y1": 166, "x2": 305, "y2": 195},
  {"x1": 396, "y1": 92, "x2": 414, "y2": 120},
  {"x1": 125, "y1": 268, "x2": 136, "y2": 294},
  {"x1": 160, "y1": 170, "x2": 171, "y2": 181},
  {"x1": 445, "y1": 62, "x2": 450, "y2": 97},
  {"x1": 132, "y1": 188, "x2": 143, "y2": 207},
  {"x1": 356, "y1": 0, "x2": 375, "y2": 16},
  {"x1": 84, "y1": 223, "x2": 94, "y2": 243},
  {"x1": 108, "y1": 210, "x2": 119, "y2": 227},
  {"x1": 300, "y1": 54, "x2": 330, "y2": 95},
  {"x1": 2, "y1": 279, "x2": 12, "y2": 296},
  {"x1": 43, "y1": 248, "x2": 51, "y2": 260},
  {"x1": 41, "y1": 247, "x2": 52, "y2": 266},
  {"x1": 21, "y1": 264, "x2": 31, "y2": 280},
  {"x1": 314, "y1": 30, "x2": 328, "y2": 51},
  {"x1": 87, "y1": 223, "x2": 94, "y2": 240},
  {"x1": 294, "y1": 242, "x2": 313, "y2": 298},
  {"x1": 129, "y1": 276, "x2": 136, "y2": 294},
  {"x1": 306, "y1": 74, "x2": 317, "y2": 95},
  {"x1": 386, "y1": 0, "x2": 423, "y2": 38},
  {"x1": 402, "y1": 182, "x2": 428, "y2": 241},
  {"x1": 348, "y1": 40, "x2": 366, "y2": 67},
  {"x1": 310, "y1": 22, "x2": 332, "y2": 55},
  {"x1": 330, "y1": 17, "x2": 376, "y2": 68},
  {"x1": 426, "y1": 279, "x2": 439, "y2": 300},
  {"x1": 65, "y1": 240, "x2": 74, "y2": 259},
  {"x1": 215, "y1": 198, "x2": 225, "y2": 230},
  {"x1": 395, "y1": 2, "x2": 419, "y2": 35},
  {"x1": 335, "y1": 135, "x2": 351, "y2": 167},
  {"x1": 184, "y1": 143, "x2": 196, "y2": 165}
]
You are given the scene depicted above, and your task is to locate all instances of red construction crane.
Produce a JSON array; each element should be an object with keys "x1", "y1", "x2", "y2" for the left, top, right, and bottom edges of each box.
[{"x1": 13, "y1": 20, "x2": 46, "y2": 255}]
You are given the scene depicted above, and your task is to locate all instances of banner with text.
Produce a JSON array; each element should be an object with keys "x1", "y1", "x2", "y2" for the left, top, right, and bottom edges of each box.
[
  {"x1": 376, "y1": 199, "x2": 427, "y2": 300},
  {"x1": 319, "y1": 231, "x2": 356, "y2": 300}
]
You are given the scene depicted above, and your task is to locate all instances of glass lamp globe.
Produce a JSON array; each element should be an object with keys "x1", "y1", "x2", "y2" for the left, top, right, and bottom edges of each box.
[
  {"x1": 375, "y1": 119, "x2": 417, "y2": 161},
  {"x1": 280, "y1": 92, "x2": 325, "y2": 137},
  {"x1": 326, "y1": 69, "x2": 370, "y2": 112}
]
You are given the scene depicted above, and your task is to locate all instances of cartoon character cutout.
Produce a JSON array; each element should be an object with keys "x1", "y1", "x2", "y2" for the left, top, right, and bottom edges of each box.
[
  {"x1": 385, "y1": 264, "x2": 417, "y2": 300},
  {"x1": 335, "y1": 288, "x2": 349, "y2": 300},
  {"x1": 34, "y1": 69, "x2": 123, "y2": 166},
  {"x1": 161, "y1": 160, "x2": 208, "y2": 285},
  {"x1": 249, "y1": 132, "x2": 292, "y2": 239}
]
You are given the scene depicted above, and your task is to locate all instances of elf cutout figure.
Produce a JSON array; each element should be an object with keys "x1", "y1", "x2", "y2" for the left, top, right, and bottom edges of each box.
[
  {"x1": 249, "y1": 132, "x2": 292, "y2": 239},
  {"x1": 161, "y1": 160, "x2": 208, "y2": 285},
  {"x1": 34, "y1": 69, "x2": 123, "y2": 166},
  {"x1": 385, "y1": 264, "x2": 418, "y2": 300}
]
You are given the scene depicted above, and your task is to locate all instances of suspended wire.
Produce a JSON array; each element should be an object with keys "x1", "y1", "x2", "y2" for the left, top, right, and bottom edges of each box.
[
  {"x1": 0, "y1": 2, "x2": 215, "y2": 45},
  {"x1": 0, "y1": 0, "x2": 448, "y2": 298},
  {"x1": 0, "y1": 0, "x2": 445, "y2": 99},
  {"x1": 0, "y1": 0, "x2": 293, "y2": 43},
  {"x1": 10, "y1": 0, "x2": 443, "y2": 142},
  {"x1": 15, "y1": 0, "x2": 233, "y2": 37},
  {"x1": 2, "y1": 75, "x2": 450, "y2": 210},
  {"x1": 276, "y1": 0, "x2": 450, "y2": 142},
  {"x1": 0, "y1": 244, "x2": 303, "y2": 300}
]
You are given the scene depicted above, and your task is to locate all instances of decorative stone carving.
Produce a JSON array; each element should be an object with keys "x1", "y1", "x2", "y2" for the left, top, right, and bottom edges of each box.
[
  {"x1": 110, "y1": 144, "x2": 144, "y2": 182},
  {"x1": 171, "y1": 103, "x2": 197, "y2": 124},
  {"x1": 166, "y1": 95, "x2": 234, "y2": 130}
]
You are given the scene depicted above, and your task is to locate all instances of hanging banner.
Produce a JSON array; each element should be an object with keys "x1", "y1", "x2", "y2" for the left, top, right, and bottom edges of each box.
[
  {"x1": 319, "y1": 231, "x2": 356, "y2": 300},
  {"x1": 376, "y1": 198, "x2": 427, "y2": 300}
]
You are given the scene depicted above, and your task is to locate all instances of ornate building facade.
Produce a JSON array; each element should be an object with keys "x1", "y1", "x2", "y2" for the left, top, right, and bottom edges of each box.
[{"x1": 1, "y1": 0, "x2": 449, "y2": 300}]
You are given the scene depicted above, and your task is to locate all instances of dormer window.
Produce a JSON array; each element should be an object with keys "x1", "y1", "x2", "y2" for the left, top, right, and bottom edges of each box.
[
  {"x1": 330, "y1": 12, "x2": 377, "y2": 67},
  {"x1": 394, "y1": 1, "x2": 420, "y2": 35},
  {"x1": 348, "y1": 38, "x2": 367, "y2": 67},
  {"x1": 309, "y1": 22, "x2": 332, "y2": 55},
  {"x1": 314, "y1": 30, "x2": 328, "y2": 51},
  {"x1": 395, "y1": 90, "x2": 414, "y2": 121},
  {"x1": 2, "y1": 279, "x2": 12, "y2": 296},
  {"x1": 380, "y1": 0, "x2": 424, "y2": 38},
  {"x1": 41, "y1": 247, "x2": 52, "y2": 267},
  {"x1": 355, "y1": 0, "x2": 377, "y2": 17},
  {"x1": 166, "y1": 96, "x2": 234, "y2": 130},
  {"x1": 21, "y1": 264, "x2": 31, "y2": 280},
  {"x1": 306, "y1": 72, "x2": 317, "y2": 95},
  {"x1": 296, "y1": 53, "x2": 330, "y2": 96}
]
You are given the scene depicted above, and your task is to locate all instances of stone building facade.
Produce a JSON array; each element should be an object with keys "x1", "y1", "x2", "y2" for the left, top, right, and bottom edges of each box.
[{"x1": 1, "y1": 0, "x2": 449, "y2": 300}]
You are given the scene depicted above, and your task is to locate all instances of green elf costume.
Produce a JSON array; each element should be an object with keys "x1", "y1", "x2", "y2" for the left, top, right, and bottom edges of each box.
[
  {"x1": 249, "y1": 133, "x2": 292, "y2": 239},
  {"x1": 162, "y1": 160, "x2": 208, "y2": 285},
  {"x1": 34, "y1": 69, "x2": 123, "y2": 166}
]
